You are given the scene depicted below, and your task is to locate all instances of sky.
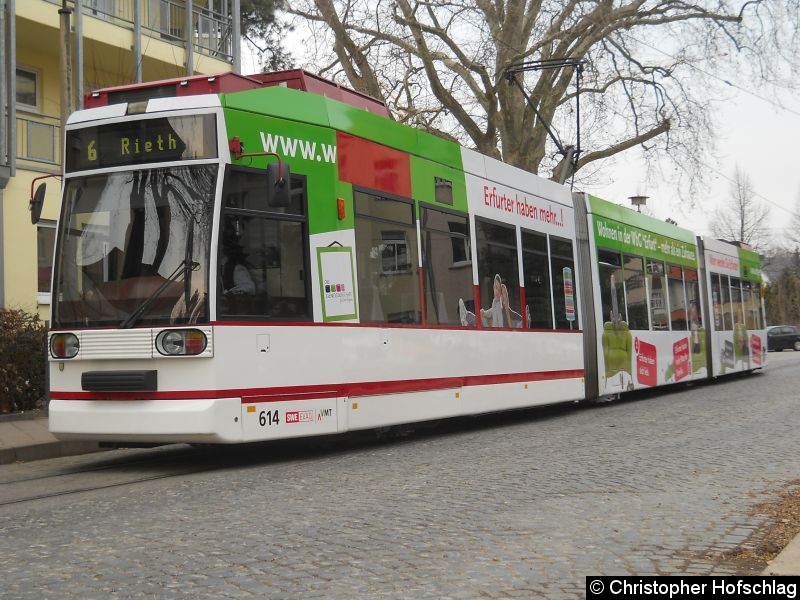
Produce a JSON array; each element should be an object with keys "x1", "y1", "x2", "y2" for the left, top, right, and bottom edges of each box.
[
  {"x1": 583, "y1": 89, "x2": 800, "y2": 245},
  {"x1": 240, "y1": 41, "x2": 800, "y2": 249}
]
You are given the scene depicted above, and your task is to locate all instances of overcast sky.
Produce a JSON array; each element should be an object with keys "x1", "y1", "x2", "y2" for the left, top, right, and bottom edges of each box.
[{"x1": 583, "y1": 88, "x2": 800, "y2": 247}]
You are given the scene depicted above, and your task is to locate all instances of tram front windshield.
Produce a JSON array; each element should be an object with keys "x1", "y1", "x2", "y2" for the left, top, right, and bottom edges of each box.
[{"x1": 52, "y1": 165, "x2": 216, "y2": 328}]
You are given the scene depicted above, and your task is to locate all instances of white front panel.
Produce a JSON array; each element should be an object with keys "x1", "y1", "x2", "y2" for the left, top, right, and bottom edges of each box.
[
  {"x1": 49, "y1": 398, "x2": 242, "y2": 443},
  {"x1": 50, "y1": 326, "x2": 215, "y2": 361},
  {"x1": 74, "y1": 328, "x2": 154, "y2": 360}
]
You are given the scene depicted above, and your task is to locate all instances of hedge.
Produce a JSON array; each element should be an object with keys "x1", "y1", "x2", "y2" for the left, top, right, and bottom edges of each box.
[{"x1": 0, "y1": 308, "x2": 48, "y2": 414}]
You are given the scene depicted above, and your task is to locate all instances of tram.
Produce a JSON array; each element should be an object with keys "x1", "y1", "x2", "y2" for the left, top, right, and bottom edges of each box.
[{"x1": 43, "y1": 71, "x2": 766, "y2": 443}]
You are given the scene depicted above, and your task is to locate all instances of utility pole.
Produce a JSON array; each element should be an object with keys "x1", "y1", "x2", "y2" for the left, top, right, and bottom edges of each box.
[{"x1": 59, "y1": 0, "x2": 72, "y2": 131}]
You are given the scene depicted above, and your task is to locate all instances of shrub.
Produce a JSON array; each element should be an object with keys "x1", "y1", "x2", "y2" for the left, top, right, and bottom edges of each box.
[{"x1": 0, "y1": 308, "x2": 48, "y2": 413}]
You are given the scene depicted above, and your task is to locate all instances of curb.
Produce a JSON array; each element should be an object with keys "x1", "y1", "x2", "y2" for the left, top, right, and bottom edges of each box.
[
  {"x1": 762, "y1": 533, "x2": 800, "y2": 576},
  {"x1": 0, "y1": 441, "x2": 103, "y2": 465}
]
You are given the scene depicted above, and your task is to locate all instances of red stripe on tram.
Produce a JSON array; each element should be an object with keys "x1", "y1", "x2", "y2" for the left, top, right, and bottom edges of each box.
[{"x1": 50, "y1": 369, "x2": 585, "y2": 403}]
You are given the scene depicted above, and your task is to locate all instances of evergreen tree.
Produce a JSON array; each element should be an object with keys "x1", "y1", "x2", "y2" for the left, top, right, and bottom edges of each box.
[
  {"x1": 241, "y1": 0, "x2": 293, "y2": 71},
  {"x1": 765, "y1": 268, "x2": 800, "y2": 326}
]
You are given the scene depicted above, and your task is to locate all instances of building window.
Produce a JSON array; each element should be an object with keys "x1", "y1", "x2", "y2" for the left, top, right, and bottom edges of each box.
[
  {"x1": 380, "y1": 230, "x2": 412, "y2": 274},
  {"x1": 447, "y1": 220, "x2": 471, "y2": 265},
  {"x1": 37, "y1": 223, "x2": 56, "y2": 303},
  {"x1": 16, "y1": 67, "x2": 39, "y2": 111}
]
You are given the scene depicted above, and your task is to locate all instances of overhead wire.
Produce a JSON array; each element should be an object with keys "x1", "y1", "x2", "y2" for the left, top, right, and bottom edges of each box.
[
  {"x1": 613, "y1": 33, "x2": 800, "y2": 220},
  {"x1": 623, "y1": 33, "x2": 800, "y2": 118}
]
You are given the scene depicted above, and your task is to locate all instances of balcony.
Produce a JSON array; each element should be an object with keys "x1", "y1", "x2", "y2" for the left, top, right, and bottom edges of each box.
[
  {"x1": 16, "y1": 114, "x2": 60, "y2": 168},
  {"x1": 43, "y1": 0, "x2": 234, "y2": 62}
]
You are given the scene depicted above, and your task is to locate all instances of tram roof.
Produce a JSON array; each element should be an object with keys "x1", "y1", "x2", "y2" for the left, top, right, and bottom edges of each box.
[{"x1": 585, "y1": 193, "x2": 697, "y2": 245}]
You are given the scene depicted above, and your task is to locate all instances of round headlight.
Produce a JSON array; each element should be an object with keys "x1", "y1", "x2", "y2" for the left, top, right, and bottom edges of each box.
[
  {"x1": 160, "y1": 331, "x2": 185, "y2": 355},
  {"x1": 50, "y1": 333, "x2": 80, "y2": 359},
  {"x1": 156, "y1": 329, "x2": 207, "y2": 356}
]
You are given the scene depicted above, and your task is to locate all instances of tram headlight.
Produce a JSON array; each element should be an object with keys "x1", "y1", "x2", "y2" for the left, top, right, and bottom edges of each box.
[
  {"x1": 155, "y1": 329, "x2": 207, "y2": 356},
  {"x1": 50, "y1": 333, "x2": 80, "y2": 359}
]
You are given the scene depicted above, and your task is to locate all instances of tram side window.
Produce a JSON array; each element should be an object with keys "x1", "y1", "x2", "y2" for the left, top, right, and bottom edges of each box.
[
  {"x1": 623, "y1": 254, "x2": 648, "y2": 330},
  {"x1": 218, "y1": 169, "x2": 310, "y2": 320},
  {"x1": 550, "y1": 236, "x2": 579, "y2": 329},
  {"x1": 354, "y1": 191, "x2": 420, "y2": 324},
  {"x1": 475, "y1": 219, "x2": 521, "y2": 328},
  {"x1": 730, "y1": 277, "x2": 744, "y2": 328},
  {"x1": 742, "y1": 281, "x2": 756, "y2": 329},
  {"x1": 684, "y1": 268, "x2": 703, "y2": 332},
  {"x1": 750, "y1": 283, "x2": 763, "y2": 330},
  {"x1": 521, "y1": 230, "x2": 552, "y2": 329},
  {"x1": 753, "y1": 283, "x2": 764, "y2": 329},
  {"x1": 647, "y1": 259, "x2": 669, "y2": 331},
  {"x1": 667, "y1": 265, "x2": 687, "y2": 330},
  {"x1": 720, "y1": 275, "x2": 733, "y2": 331},
  {"x1": 598, "y1": 249, "x2": 627, "y2": 326},
  {"x1": 420, "y1": 206, "x2": 472, "y2": 326},
  {"x1": 710, "y1": 273, "x2": 722, "y2": 330}
]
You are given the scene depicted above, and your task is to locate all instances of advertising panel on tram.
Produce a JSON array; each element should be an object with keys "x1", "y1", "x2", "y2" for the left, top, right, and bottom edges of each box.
[
  {"x1": 584, "y1": 195, "x2": 709, "y2": 395},
  {"x1": 701, "y1": 238, "x2": 767, "y2": 376}
]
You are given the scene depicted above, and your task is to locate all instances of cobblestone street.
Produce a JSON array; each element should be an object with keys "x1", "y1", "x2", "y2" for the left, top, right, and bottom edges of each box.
[{"x1": 1, "y1": 352, "x2": 799, "y2": 599}]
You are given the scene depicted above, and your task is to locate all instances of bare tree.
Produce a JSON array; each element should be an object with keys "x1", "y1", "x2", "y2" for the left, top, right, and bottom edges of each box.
[
  {"x1": 786, "y1": 194, "x2": 800, "y2": 250},
  {"x1": 711, "y1": 166, "x2": 770, "y2": 251},
  {"x1": 284, "y1": 0, "x2": 798, "y2": 183}
]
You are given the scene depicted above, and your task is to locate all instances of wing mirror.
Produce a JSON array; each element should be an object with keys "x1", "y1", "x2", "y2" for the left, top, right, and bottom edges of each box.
[
  {"x1": 267, "y1": 161, "x2": 291, "y2": 208},
  {"x1": 29, "y1": 174, "x2": 61, "y2": 225},
  {"x1": 228, "y1": 136, "x2": 291, "y2": 208},
  {"x1": 30, "y1": 183, "x2": 46, "y2": 225}
]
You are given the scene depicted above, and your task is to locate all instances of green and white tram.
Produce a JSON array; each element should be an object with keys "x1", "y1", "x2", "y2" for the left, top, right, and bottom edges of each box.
[{"x1": 43, "y1": 71, "x2": 765, "y2": 443}]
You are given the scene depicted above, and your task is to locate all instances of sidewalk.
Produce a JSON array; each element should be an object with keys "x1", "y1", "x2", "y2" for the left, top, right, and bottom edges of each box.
[{"x1": 0, "y1": 411, "x2": 101, "y2": 465}]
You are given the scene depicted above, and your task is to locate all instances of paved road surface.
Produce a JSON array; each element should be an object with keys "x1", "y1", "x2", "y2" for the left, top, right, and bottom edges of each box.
[{"x1": 1, "y1": 352, "x2": 799, "y2": 598}]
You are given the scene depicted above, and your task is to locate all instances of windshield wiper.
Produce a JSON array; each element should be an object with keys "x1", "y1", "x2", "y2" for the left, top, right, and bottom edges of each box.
[
  {"x1": 184, "y1": 218, "x2": 196, "y2": 305},
  {"x1": 119, "y1": 260, "x2": 200, "y2": 329}
]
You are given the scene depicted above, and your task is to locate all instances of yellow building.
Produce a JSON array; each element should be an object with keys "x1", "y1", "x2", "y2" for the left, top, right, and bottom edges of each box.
[{"x1": 0, "y1": 0, "x2": 241, "y2": 320}]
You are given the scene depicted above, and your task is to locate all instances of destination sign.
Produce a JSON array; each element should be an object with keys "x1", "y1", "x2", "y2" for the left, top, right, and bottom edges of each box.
[{"x1": 66, "y1": 114, "x2": 217, "y2": 172}]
